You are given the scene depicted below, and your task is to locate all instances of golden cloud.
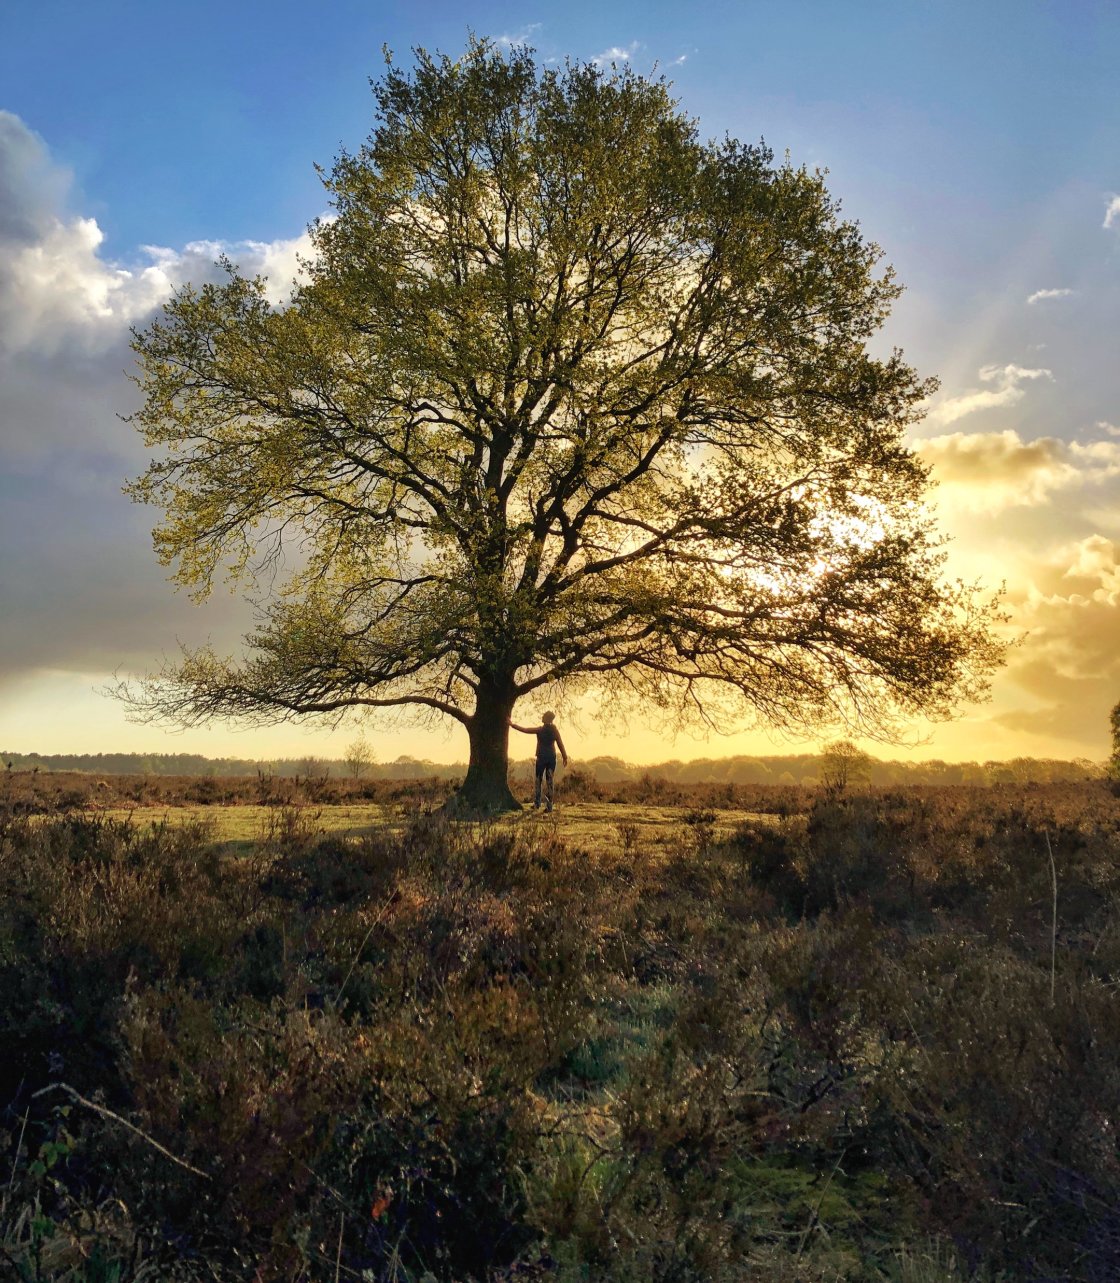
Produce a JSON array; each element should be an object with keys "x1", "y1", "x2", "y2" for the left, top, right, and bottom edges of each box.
[
  {"x1": 916, "y1": 430, "x2": 1120, "y2": 512},
  {"x1": 984, "y1": 535, "x2": 1120, "y2": 749}
]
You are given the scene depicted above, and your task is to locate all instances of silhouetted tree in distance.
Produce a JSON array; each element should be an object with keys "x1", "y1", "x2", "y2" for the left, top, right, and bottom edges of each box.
[{"x1": 819, "y1": 739, "x2": 874, "y2": 795}]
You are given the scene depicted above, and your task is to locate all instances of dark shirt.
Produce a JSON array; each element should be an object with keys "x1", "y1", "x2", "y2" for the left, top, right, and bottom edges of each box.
[{"x1": 534, "y1": 724, "x2": 561, "y2": 763}]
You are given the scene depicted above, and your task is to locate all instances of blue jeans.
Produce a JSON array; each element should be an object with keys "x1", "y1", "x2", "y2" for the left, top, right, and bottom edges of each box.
[{"x1": 534, "y1": 757, "x2": 556, "y2": 809}]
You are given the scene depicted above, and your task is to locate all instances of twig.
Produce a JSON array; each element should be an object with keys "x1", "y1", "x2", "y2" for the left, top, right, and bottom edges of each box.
[
  {"x1": 7, "y1": 1108, "x2": 28, "y2": 1193},
  {"x1": 795, "y1": 1148, "x2": 846, "y2": 1262},
  {"x1": 0, "y1": 1239, "x2": 32, "y2": 1282},
  {"x1": 31, "y1": 1083, "x2": 210, "y2": 1181},
  {"x1": 1045, "y1": 830, "x2": 1058, "y2": 1005},
  {"x1": 334, "y1": 1211, "x2": 345, "y2": 1283},
  {"x1": 297, "y1": 1157, "x2": 353, "y2": 1212},
  {"x1": 333, "y1": 891, "x2": 396, "y2": 1008},
  {"x1": 304, "y1": 1245, "x2": 366, "y2": 1282}
]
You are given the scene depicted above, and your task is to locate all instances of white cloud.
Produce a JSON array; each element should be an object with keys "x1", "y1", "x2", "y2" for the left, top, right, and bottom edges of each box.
[
  {"x1": 1103, "y1": 194, "x2": 1120, "y2": 230},
  {"x1": 591, "y1": 42, "x2": 640, "y2": 66},
  {"x1": 140, "y1": 232, "x2": 316, "y2": 306},
  {"x1": 0, "y1": 114, "x2": 316, "y2": 356},
  {"x1": 2, "y1": 223, "x2": 315, "y2": 356},
  {"x1": 2, "y1": 111, "x2": 1117, "y2": 762},
  {"x1": 924, "y1": 362, "x2": 1051, "y2": 428},
  {"x1": 493, "y1": 23, "x2": 542, "y2": 49},
  {"x1": 980, "y1": 363, "x2": 1052, "y2": 383},
  {"x1": 1026, "y1": 287, "x2": 1075, "y2": 305},
  {"x1": 3, "y1": 217, "x2": 173, "y2": 354}
]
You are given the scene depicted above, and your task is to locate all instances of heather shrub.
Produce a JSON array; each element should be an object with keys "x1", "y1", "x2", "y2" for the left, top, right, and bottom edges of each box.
[
  {"x1": 804, "y1": 794, "x2": 919, "y2": 920},
  {"x1": 555, "y1": 767, "x2": 604, "y2": 802},
  {"x1": 732, "y1": 817, "x2": 807, "y2": 916},
  {"x1": 870, "y1": 937, "x2": 1120, "y2": 1279},
  {"x1": 4, "y1": 784, "x2": 1120, "y2": 1279}
]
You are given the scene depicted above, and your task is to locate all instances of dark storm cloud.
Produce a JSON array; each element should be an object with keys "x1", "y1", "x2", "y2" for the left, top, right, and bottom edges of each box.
[{"x1": 0, "y1": 113, "x2": 309, "y2": 689}]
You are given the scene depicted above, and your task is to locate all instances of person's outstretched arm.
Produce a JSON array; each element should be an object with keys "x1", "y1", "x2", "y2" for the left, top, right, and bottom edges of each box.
[{"x1": 508, "y1": 719, "x2": 535, "y2": 735}]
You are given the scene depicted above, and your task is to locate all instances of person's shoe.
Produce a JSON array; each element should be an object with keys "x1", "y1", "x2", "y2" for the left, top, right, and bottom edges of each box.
[{"x1": 545, "y1": 804, "x2": 553, "y2": 813}]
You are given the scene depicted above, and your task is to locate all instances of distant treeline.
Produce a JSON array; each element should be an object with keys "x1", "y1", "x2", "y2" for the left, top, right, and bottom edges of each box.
[
  {"x1": 0, "y1": 749, "x2": 1103, "y2": 787},
  {"x1": 0, "y1": 751, "x2": 450, "y2": 781}
]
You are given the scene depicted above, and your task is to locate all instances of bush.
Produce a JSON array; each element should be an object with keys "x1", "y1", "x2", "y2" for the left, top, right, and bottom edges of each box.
[{"x1": 4, "y1": 784, "x2": 1120, "y2": 1278}]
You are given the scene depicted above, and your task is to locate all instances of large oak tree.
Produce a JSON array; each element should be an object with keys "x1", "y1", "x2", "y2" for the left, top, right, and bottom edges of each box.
[{"x1": 125, "y1": 40, "x2": 1002, "y2": 810}]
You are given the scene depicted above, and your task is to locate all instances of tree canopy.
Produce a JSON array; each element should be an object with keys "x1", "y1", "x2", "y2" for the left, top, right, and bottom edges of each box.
[{"x1": 124, "y1": 39, "x2": 1003, "y2": 810}]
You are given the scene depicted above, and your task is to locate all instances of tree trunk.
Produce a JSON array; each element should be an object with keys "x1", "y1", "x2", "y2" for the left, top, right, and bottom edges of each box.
[{"x1": 453, "y1": 679, "x2": 520, "y2": 813}]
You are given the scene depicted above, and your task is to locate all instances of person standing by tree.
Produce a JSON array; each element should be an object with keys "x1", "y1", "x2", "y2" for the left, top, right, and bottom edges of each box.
[{"x1": 509, "y1": 712, "x2": 568, "y2": 811}]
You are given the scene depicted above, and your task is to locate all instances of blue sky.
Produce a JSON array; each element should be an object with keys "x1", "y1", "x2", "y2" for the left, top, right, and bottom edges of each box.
[{"x1": 2, "y1": 1, "x2": 1119, "y2": 764}]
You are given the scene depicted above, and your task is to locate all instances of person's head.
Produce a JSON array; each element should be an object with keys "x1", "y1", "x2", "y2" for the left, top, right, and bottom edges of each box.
[{"x1": 542, "y1": 710, "x2": 556, "y2": 724}]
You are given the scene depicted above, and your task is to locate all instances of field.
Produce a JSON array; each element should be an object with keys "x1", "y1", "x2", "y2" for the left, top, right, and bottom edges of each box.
[{"x1": 3, "y1": 772, "x2": 1120, "y2": 1281}]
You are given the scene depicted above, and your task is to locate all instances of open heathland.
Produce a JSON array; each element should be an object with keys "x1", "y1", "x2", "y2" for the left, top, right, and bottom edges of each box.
[{"x1": 3, "y1": 775, "x2": 1120, "y2": 1281}]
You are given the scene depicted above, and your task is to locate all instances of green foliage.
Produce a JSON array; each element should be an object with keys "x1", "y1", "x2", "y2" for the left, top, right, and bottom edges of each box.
[{"x1": 122, "y1": 38, "x2": 1003, "y2": 808}]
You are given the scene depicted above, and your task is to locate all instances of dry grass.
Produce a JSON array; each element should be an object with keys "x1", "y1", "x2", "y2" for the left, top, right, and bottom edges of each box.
[{"x1": 95, "y1": 799, "x2": 768, "y2": 859}]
